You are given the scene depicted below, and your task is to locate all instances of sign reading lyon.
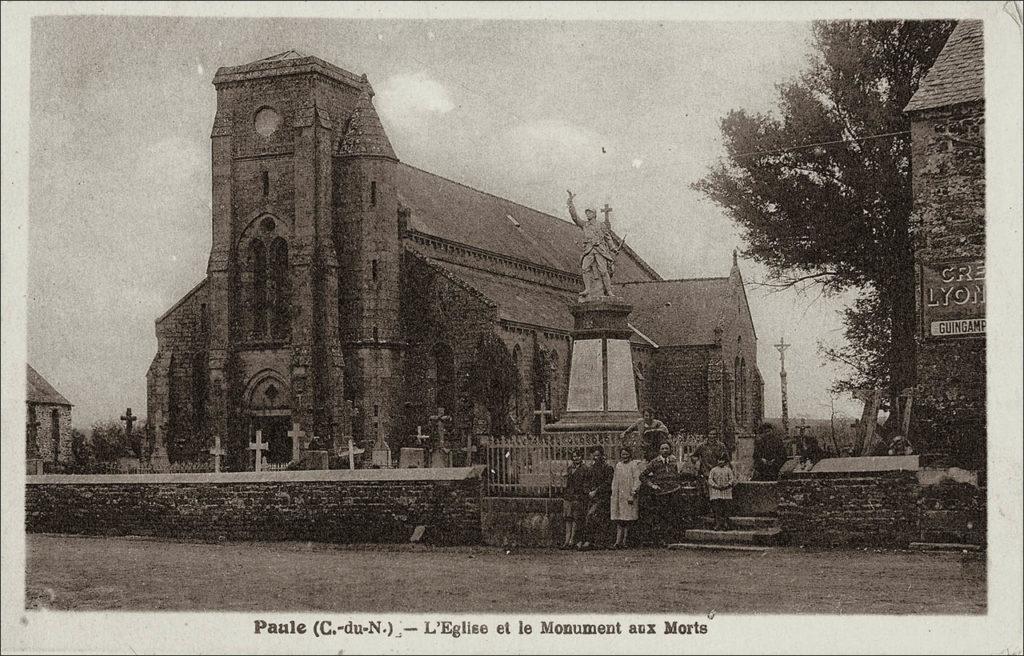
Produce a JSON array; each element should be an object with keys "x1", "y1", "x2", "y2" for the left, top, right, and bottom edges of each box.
[{"x1": 921, "y1": 260, "x2": 986, "y2": 338}]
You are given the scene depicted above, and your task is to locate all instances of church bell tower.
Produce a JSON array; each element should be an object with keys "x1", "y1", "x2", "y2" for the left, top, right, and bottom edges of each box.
[
  {"x1": 333, "y1": 81, "x2": 405, "y2": 448},
  {"x1": 204, "y1": 51, "x2": 371, "y2": 465}
]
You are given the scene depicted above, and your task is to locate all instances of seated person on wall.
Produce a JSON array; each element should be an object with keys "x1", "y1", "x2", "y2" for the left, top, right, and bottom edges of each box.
[
  {"x1": 561, "y1": 450, "x2": 588, "y2": 550},
  {"x1": 640, "y1": 441, "x2": 683, "y2": 546},
  {"x1": 752, "y1": 422, "x2": 787, "y2": 481},
  {"x1": 621, "y1": 408, "x2": 670, "y2": 461},
  {"x1": 578, "y1": 446, "x2": 614, "y2": 551}
]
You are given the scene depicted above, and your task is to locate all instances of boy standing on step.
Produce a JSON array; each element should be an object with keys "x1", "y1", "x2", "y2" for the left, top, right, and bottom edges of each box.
[{"x1": 707, "y1": 455, "x2": 737, "y2": 530}]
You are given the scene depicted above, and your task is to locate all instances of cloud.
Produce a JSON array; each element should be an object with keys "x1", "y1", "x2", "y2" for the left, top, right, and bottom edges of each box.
[
  {"x1": 490, "y1": 119, "x2": 614, "y2": 181},
  {"x1": 375, "y1": 72, "x2": 454, "y2": 129}
]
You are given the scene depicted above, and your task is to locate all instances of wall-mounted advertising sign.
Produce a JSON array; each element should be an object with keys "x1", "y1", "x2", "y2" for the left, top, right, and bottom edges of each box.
[{"x1": 920, "y1": 260, "x2": 985, "y2": 339}]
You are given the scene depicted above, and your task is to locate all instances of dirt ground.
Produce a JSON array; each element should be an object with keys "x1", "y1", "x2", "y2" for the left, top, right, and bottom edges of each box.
[{"x1": 24, "y1": 534, "x2": 985, "y2": 614}]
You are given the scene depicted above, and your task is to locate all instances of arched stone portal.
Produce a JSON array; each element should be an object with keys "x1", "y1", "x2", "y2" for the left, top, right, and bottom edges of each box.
[{"x1": 244, "y1": 370, "x2": 292, "y2": 466}]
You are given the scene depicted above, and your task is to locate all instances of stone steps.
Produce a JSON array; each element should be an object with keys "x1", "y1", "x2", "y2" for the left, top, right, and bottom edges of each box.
[
  {"x1": 668, "y1": 542, "x2": 772, "y2": 553},
  {"x1": 909, "y1": 542, "x2": 983, "y2": 553},
  {"x1": 683, "y1": 527, "x2": 782, "y2": 546},
  {"x1": 726, "y1": 516, "x2": 779, "y2": 530}
]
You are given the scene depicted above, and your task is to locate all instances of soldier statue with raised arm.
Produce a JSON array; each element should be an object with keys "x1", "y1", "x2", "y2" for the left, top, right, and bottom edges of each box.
[{"x1": 567, "y1": 190, "x2": 623, "y2": 301}]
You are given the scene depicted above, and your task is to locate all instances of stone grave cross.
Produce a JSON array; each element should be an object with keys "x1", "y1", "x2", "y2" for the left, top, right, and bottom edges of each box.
[
  {"x1": 533, "y1": 400, "x2": 554, "y2": 434},
  {"x1": 429, "y1": 407, "x2": 451, "y2": 445},
  {"x1": 287, "y1": 422, "x2": 307, "y2": 463},
  {"x1": 413, "y1": 425, "x2": 429, "y2": 447},
  {"x1": 248, "y1": 429, "x2": 269, "y2": 472},
  {"x1": 208, "y1": 435, "x2": 226, "y2": 473},
  {"x1": 121, "y1": 407, "x2": 138, "y2": 438},
  {"x1": 429, "y1": 407, "x2": 452, "y2": 468},
  {"x1": 372, "y1": 422, "x2": 392, "y2": 468}
]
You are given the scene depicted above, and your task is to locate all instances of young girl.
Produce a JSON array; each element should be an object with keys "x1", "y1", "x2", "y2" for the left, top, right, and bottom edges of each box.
[
  {"x1": 707, "y1": 455, "x2": 737, "y2": 530},
  {"x1": 561, "y1": 450, "x2": 587, "y2": 549},
  {"x1": 610, "y1": 447, "x2": 643, "y2": 548}
]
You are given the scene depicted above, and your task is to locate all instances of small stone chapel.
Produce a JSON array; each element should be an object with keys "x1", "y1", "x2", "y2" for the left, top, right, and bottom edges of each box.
[{"x1": 147, "y1": 51, "x2": 763, "y2": 469}]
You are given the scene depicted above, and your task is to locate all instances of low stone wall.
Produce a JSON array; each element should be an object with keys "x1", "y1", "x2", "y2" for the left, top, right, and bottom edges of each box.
[
  {"x1": 26, "y1": 467, "x2": 484, "y2": 545},
  {"x1": 778, "y1": 458, "x2": 985, "y2": 547}
]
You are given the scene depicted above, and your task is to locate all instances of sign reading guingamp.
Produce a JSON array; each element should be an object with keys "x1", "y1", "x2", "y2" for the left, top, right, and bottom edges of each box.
[{"x1": 920, "y1": 260, "x2": 986, "y2": 339}]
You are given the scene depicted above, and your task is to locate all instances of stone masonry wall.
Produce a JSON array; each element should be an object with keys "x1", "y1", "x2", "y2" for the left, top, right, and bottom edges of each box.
[
  {"x1": 29, "y1": 403, "x2": 73, "y2": 466},
  {"x1": 650, "y1": 346, "x2": 711, "y2": 435},
  {"x1": 400, "y1": 253, "x2": 499, "y2": 441},
  {"x1": 778, "y1": 469, "x2": 985, "y2": 547},
  {"x1": 26, "y1": 468, "x2": 483, "y2": 545},
  {"x1": 910, "y1": 101, "x2": 985, "y2": 463}
]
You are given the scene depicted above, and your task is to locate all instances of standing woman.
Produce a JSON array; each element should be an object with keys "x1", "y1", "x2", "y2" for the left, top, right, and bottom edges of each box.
[{"x1": 610, "y1": 447, "x2": 643, "y2": 548}]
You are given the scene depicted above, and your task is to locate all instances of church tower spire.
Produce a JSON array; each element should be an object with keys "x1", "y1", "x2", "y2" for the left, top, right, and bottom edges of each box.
[{"x1": 338, "y1": 80, "x2": 397, "y2": 160}]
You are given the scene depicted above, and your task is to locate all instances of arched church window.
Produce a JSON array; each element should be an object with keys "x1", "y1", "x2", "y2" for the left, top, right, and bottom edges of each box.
[
  {"x1": 734, "y1": 355, "x2": 741, "y2": 424},
  {"x1": 269, "y1": 238, "x2": 289, "y2": 340},
  {"x1": 51, "y1": 408, "x2": 60, "y2": 462},
  {"x1": 433, "y1": 342, "x2": 455, "y2": 412},
  {"x1": 192, "y1": 351, "x2": 207, "y2": 437},
  {"x1": 739, "y1": 357, "x2": 747, "y2": 425},
  {"x1": 249, "y1": 239, "x2": 267, "y2": 337},
  {"x1": 512, "y1": 344, "x2": 522, "y2": 421},
  {"x1": 547, "y1": 351, "x2": 559, "y2": 412}
]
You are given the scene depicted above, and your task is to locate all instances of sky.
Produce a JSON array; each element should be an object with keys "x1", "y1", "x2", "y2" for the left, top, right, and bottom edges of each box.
[{"x1": 26, "y1": 14, "x2": 867, "y2": 430}]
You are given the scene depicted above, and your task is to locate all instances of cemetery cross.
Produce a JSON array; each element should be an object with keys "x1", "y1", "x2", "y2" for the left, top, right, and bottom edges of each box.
[
  {"x1": 248, "y1": 429, "x2": 269, "y2": 472},
  {"x1": 208, "y1": 435, "x2": 226, "y2": 473},
  {"x1": 287, "y1": 422, "x2": 307, "y2": 463},
  {"x1": 121, "y1": 407, "x2": 137, "y2": 438}
]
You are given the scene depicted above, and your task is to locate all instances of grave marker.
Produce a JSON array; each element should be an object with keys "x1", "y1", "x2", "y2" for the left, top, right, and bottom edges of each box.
[
  {"x1": 371, "y1": 422, "x2": 392, "y2": 468},
  {"x1": 248, "y1": 430, "x2": 269, "y2": 472},
  {"x1": 208, "y1": 435, "x2": 226, "y2": 473},
  {"x1": 429, "y1": 407, "x2": 452, "y2": 468},
  {"x1": 287, "y1": 423, "x2": 306, "y2": 463}
]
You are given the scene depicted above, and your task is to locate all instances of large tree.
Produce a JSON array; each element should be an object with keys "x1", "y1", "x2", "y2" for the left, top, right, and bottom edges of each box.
[{"x1": 694, "y1": 20, "x2": 955, "y2": 429}]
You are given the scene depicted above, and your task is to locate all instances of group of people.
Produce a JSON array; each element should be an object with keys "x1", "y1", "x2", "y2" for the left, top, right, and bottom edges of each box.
[{"x1": 559, "y1": 408, "x2": 741, "y2": 549}]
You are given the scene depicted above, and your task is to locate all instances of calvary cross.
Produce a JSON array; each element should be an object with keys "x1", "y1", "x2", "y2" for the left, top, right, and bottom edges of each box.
[
  {"x1": 248, "y1": 430, "x2": 269, "y2": 472},
  {"x1": 121, "y1": 407, "x2": 138, "y2": 437},
  {"x1": 600, "y1": 203, "x2": 613, "y2": 221},
  {"x1": 208, "y1": 435, "x2": 226, "y2": 473}
]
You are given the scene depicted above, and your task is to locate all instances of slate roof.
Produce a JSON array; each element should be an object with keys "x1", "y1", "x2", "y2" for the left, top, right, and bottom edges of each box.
[
  {"x1": 429, "y1": 260, "x2": 576, "y2": 331},
  {"x1": 615, "y1": 278, "x2": 735, "y2": 346},
  {"x1": 256, "y1": 50, "x2": 307, "y2": 62},
  {"x1": 905, "y1": 21, "x2": 984, "y2": 113},
  {"x1": 338, "y1": 86, "x2": 397, "y2": 159},
  {"x1": 27, "y1": 364, "x2": 72, "y2": 406},
  {"x1": 397, "y1": 164, "x2": 660, "y2": 282}
]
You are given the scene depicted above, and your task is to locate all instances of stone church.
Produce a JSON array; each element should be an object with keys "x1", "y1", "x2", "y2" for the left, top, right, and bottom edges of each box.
[{"x1": 147, "y1": 51, "x2": 763, "y2": 469}]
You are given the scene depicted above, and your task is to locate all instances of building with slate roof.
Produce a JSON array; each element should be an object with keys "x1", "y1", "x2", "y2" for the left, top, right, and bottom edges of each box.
[
  {"x1": 905, "y1": 21, "x2": 986, "y2": 463},
  {"x1": 147, "y1": 51, "x2": 762, "y2": 468},
  {"x1": 27, "y1": 364, "x2": 74, "y2": 467}
]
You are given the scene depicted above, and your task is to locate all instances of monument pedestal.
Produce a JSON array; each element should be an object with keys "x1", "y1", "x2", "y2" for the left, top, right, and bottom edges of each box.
[{"x1": 544, "y1": 298, "x2": 640, "y2": 437}]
